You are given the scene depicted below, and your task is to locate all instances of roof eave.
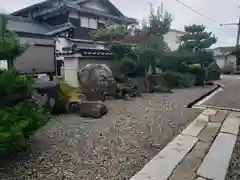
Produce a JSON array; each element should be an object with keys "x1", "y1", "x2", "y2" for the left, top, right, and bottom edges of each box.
[{"x1": 10, "y1": 0, "x2": 52, "y2": 15}]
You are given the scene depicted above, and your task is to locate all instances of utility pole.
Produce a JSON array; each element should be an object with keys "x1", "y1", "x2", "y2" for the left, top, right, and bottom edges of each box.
[
  {"x1": 220, "y1": 15, "x2": 240, "y2": 71},
  {"x1": 236, "y1": 16, "x2": 240, "y2": 48}
]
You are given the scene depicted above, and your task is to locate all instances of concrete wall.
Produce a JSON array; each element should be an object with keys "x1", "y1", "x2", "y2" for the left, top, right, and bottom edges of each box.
[
  {"x1": 215, "y1": 55, "x2": 236, "y2": 70},
  {"x1": 78, "y1": 58, "x2": 115, "y2": 70},
  {"x1": 216, "y1": 57, "x2": 225, "y2": 69},
  {"x1": 64, "y1": 57, "x2": 79, "y2": 87}
]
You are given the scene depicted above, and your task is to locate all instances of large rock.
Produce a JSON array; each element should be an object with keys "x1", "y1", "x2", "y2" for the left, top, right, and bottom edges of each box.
[
  {"x1": 78, "y1": 101, "x2": 108, "y2": 118},
  {"x1": 206, "y1": 62, "x2": 221, "y2": 81},
  {"x1": 78, "y1": 64, "x2": 117, "y2": 101}
]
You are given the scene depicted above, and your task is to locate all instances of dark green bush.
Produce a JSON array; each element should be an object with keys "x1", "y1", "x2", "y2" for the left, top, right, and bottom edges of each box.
[
  {"x1": 161, "y1": 71, "x2": 196, "y2": 88},
  {"x1": 0, "y1": 69, "x2": 34, "y2": 105},
  {"x1": 0, "y1": 102, "x2": 50, "y2": 155},
  {"x1": 161, "y1": 71, "x2": 183, "y2": 87},
  {"x1": 120, "y1": 57, "x2": 136, "y2": 75},
  {"x1": 188, "y1": 64, "x2": 206, "y2": 85},
  {"x1": 0, "y1": 70, "x2": 51, "y2": 155}
]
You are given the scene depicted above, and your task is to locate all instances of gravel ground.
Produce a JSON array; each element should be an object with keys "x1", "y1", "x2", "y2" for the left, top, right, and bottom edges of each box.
[
  {"x1": 0, "y1": 86, "x2": 214, "y2": 180},
  {"x1": 203, "y1": 75, "x2": 240, "y2": 109},
  {"x1": 226, "y1": 130, "x2": 240, "y2": 180}
]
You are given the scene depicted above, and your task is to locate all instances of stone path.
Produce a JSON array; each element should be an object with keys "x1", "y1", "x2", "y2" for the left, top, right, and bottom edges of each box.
[{"x1": 130, "y1": 108, "x2": 240, "y2": 180}]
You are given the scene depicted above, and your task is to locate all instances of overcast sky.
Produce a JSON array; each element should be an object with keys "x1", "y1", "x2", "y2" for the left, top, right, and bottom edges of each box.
[{"x1": 1, "y1": 0, "x2": 239, "y2": 47}]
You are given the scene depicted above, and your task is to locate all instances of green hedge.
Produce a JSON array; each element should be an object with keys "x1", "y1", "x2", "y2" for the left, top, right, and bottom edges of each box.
[
  {"x1": 188, "y1": 64, "x2": 206, "y2": 85},
  {"x1": 0, "y1": 70, "x2": 51, "y2": 155},
  {"x1": 161, "y1": 71, "x2": 196, "y2": 88}
]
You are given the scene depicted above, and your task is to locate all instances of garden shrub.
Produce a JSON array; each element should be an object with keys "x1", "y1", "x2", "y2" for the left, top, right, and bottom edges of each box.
[
  {"x1": 206, "y1": 62, "x2": 221, "y2": 81},
  {"x1": 161, "y1": 71, "x2": 196, "y2": 88},
  {"x1": 0, "y1": 101, "x2": 50, "y2": 155},
  {"x1": 0, "y1": 69, "x2": 34, "y2": 105},
  {"x1": 120, "y1": 57, "x2": 136, "y2": 75},
  {"x1": 0, "y1": 70, "x2": 51, "y2": 155},
  {"x1": 188, "y1": 64, "x2": 206, "y2": 85},
  {"x1": 161, "y1": 71, "x2": 183, "y2": 87}
]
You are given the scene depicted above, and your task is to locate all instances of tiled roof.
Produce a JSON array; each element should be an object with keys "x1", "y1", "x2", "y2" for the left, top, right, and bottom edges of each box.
[
  {"x1": 7, "y1": 15, "x2": 50, "y2": 35},
  {"x1": 56, "y1": 47, "x2": 113, "y2": 57},
  {"x1": 6, "y1": 16, "x2": 75, "y2": 36},
  {"x1": 46, "y1": 22, "x2": 75, "y2": 35},
  {"x1": 7, "y1": 16, "x2": 50, "y2": 34}
]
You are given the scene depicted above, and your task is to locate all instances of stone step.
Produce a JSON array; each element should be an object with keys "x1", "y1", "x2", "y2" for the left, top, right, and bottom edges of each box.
[
  {"x1": 197, "y1": 133, "x2": 237, "y2": 180},
  {"x1": 130, "y1": 135, "x2": 198, "y2": 180},
  {"x1": 221, "y1": 112, "x2": 240, "y2": 135}
]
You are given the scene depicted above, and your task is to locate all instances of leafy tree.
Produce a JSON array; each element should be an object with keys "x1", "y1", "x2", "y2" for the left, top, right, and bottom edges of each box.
[
  {"x1": 0, "y1": 14, "x2": 25, "y2": 68},
  {"x1": 89, "y1": 6, "x2": 172, "y2": 76}
]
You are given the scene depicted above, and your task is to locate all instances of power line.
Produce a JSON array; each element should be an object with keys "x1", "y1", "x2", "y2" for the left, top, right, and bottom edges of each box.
[
  {"x1": 175, "y1": 0, "x2": 235, "y2": 46},
  {"x1": 175, "y1": 0, "x2": 222, "y2": 25}
]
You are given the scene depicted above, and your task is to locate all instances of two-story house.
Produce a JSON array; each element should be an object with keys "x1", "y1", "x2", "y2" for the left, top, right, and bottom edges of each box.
[
  {"x1": 10, "y1": 0, "x2": 137, "y2": 51},
  {"x1": 8, "y1": 0, "x2": 137, "y2": 77}
]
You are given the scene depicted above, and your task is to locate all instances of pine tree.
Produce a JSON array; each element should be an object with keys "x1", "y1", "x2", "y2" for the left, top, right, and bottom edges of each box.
[
  {"x1": 178, "y1": 24, "x2": 217, "y2": 66},
  {"x1": 179, "y1": 24, "x2": 217, "y2": 52},
  {"x1": 138, "y1": 5, "x2": 172, "y2": 74}
]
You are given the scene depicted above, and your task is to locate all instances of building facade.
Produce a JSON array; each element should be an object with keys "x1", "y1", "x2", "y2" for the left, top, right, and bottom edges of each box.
[
  {"x1": 10, "y1": 0, "x2": 136, "y2": 51},
  {"x1": 211, "y1": 46, "x2": 236, "y2": 70}
]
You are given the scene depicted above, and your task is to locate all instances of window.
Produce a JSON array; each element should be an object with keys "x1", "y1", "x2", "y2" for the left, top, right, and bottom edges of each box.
[
  {"x1": 89, "y1": 18, "x2": 97, "y2": 29},
  {"x1": 80, "y1": 16, "x2": 89, "y2": 28},
  {"x1": 80, "y1": 16, "x2": 97, "y2": 29}
]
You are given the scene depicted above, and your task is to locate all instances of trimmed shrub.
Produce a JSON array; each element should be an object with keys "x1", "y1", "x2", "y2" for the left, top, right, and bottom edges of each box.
[
  {"x1": 188, "y1": 64, "x2": 206, "y2": 85},
  {"x1": 161, "y1": 71, "x2": 183, "y2": 87},
  {"x1": 206, "y1": 62, "x2": 221, "y2": 81},
  {"x1": 161, "y1": 71, "x2": 196, "y2": 88},
  {"x1": 0, "y1": 69, "x2": 34, "y2": 105},
  {"x1": 0, "y1": 102, "x2": 50, "y2": 155},
  {"x1": 180, "y1": 73, "x2": 196, "y2": 87}
]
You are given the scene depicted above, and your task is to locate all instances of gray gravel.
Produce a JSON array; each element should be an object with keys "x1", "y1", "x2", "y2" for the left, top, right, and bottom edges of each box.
[
  {"x1": 0, "y1": 86, "x2": 214, "y2": 180},
  {"x1": 226, "y1": 130, "x2": 240, "y2": 180}
]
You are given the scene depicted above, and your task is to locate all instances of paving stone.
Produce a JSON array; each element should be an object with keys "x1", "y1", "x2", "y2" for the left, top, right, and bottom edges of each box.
[
  {"x1": 221, "y1": 112, "x2": 240, "y2": 135},
  {"x1": 181, "y1": 119, "x2": 207, "y2": 137},
  {"x1": 169, "y1": 141, "x2": 211, "y2": 180},
  {"x1": 210, "y1": 110, "x2": 229, "y2": 123},
  {"x1": 195, "y1": 113, "x2": 210, "y2": 122},
  {"x1": 203, "y1": 108, "x2": 217, "y2": 116},
  {"x1": 198, "y1": 122, "x2": 221, "y2": 143},
  {"x1": 130, "y1": 135, "x2": 198, "y2": 180},
  {"x1": 197, "y1": 133, "x2": 237, "y2": 180}
]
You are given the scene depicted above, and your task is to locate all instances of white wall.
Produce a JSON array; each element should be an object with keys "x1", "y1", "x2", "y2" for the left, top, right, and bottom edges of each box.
[
  {"x1": 216, "y1": 55, "x2": 236, "y2": 70},
  {"x1": 216, "y1": 57, "x2": 225, "y2": 69},
  {"x1": 164, "y1": 30, "x2": 184, "y2": 51},
  {"x1": 56, "y1": 37, "x2": 69, "y2": 52},
  {"x1": 63, "y1": 57, "x2": 79, "y2": 87}
]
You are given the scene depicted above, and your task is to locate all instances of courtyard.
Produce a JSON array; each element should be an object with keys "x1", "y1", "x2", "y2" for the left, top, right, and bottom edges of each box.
[{"x1": 0, "y1": 86, "x2": 214, "y2": 180}]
